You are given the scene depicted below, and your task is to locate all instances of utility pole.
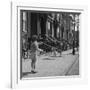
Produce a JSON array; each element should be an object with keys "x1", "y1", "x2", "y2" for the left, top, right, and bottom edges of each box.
[{"x1": 72, "y1": 13, "x2": 76, "y2": 55}]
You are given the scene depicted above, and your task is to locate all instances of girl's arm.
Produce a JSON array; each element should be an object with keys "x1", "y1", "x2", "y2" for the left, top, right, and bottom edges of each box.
[
  {"x1": 38, "y1": 41, "x2": 43, "y2": 45},
  {"x1": 35, "y1": 42, "x2": 43, "y2": 52}
]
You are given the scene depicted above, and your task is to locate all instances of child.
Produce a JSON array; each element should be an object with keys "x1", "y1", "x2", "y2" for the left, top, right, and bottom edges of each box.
[
  {"x1": 59, "y1": 42, "x2": 63, "y2": 57},
  {"x1": 51, "y1": 47, "x2": 57, "y2": 56},
  {"x1": 30, "y1": 35, "x2": 43, "y2": 73}
]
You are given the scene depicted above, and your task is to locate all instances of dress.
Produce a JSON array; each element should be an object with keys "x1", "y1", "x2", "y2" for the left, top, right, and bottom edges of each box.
[{"x1": 30, "y1": 41, "x2": 39, "y2": 62}]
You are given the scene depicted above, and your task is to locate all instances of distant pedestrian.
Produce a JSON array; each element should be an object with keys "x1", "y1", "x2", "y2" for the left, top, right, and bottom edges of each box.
[
  {"x1": 51, "y1": 47, "x2": 57, "y2": 56},
  {"x1": 76, "y1": 40, "x2": 79, "y2": 51},
  {"x1": 30, "y1": 35, "x2": 43, "y2": 73},
  {"x1": 72, "y1": 40, "x2": 75, "y2": 55},
  {"x1": 59, "y1": 42, "x2": 63, "y2": 57}
]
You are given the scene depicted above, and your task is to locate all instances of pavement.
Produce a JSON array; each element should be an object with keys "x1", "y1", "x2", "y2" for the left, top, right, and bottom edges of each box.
[
  {"x1": 66, "y1": 58, "x2": 79, "y2": 75},
  {"x1": 22, "y1": 49, "x2": 79, "y2": 78}
]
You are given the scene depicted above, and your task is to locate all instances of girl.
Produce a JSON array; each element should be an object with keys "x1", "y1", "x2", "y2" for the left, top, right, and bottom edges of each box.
[{"x1": 30, "y1": 35, "x2": 43, "y2": 73}]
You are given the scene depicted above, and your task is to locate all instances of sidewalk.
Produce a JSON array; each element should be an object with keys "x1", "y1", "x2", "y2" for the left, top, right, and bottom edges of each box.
[
  {"x1": 66, "y1": 58, "x2": 79, "y2": 75},
  {"x1": 22, "y1": 49, "x2": 79, "y2": 78},
  {"x1": 62, "y1": 48, "x2": 79, "y2": 55}
]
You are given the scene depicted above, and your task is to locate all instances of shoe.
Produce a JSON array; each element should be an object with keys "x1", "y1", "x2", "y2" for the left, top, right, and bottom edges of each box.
[{"x1": 31, "y1": 70, "x2": 37, "y2": 73}]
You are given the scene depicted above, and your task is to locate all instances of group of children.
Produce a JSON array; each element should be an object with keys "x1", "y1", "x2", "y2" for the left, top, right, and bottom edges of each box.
[{"x1": 27, "y1": 35, "x2": 62, "y2": 73}]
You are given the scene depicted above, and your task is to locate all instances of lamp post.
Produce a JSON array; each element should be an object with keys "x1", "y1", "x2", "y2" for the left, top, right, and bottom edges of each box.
[{"x1": 72, "y1": 14, "x2": 76, "y2": 55}]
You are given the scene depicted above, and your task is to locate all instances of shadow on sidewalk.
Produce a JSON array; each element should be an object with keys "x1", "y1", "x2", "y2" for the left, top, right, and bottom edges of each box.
[
  {"x1": 22, "y1": 71, "x2": 37, "y2": 76},
  {"x1": 42, "y1": 57, "x2": 55, "y2": 60},
  {"x1": 62, "y1": 53, "x2": 79, "y2": 56},
  {"x1": 50, "y1": 56, "x2": 62, "y2": 57}
]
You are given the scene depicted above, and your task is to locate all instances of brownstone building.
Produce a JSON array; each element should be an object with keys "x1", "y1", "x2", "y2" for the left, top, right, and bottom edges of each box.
[{"x1": 20, "y1": 10, "x2": 80, "y2": 51}]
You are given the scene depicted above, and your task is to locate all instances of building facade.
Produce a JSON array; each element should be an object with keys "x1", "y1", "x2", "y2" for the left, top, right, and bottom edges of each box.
[{"x1": 20, "y1": 10, "x2": 80, "y2": 51}]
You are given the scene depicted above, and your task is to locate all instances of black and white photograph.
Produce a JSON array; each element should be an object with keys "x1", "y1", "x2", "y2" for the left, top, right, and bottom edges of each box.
[
  {"x1": 0, "y1": 0, "x2": 89, "y2": 89},
  {"x1": 9, "y1": 0, "x2": 89, "y2": 89},
  {"x1": 19, "y1": 8, "x2": 80, "y2": 79}
]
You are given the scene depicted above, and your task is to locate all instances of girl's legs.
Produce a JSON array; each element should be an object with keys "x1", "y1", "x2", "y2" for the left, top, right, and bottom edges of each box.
[
  {"x1": 31, "y1": 60, "x2": 34, "y2": 71},
  {"x1": 31, "y1": 60, "x2": 35, "y2": 72},
  {"x1": 31, "y1": 58, "x2": 36, "y2": 72}
]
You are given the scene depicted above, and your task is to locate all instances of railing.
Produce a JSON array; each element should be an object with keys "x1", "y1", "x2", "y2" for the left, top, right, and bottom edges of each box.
[
  {"x1": 39, "y1": 34, "x2": 63, "y2": 52},
  {"x1": 39, "y1": 34, "x2": 78, "y2": 51}
]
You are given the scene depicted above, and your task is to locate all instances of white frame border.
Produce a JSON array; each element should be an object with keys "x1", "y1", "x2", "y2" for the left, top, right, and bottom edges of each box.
[{"x1": 11, "y1": 2, "x2": 88, "y2": 88}]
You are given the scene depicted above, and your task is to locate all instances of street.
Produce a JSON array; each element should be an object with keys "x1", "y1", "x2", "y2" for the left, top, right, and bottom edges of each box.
[{"x1": 22, "y1": 49, "x2": 79, "y2": 78}]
